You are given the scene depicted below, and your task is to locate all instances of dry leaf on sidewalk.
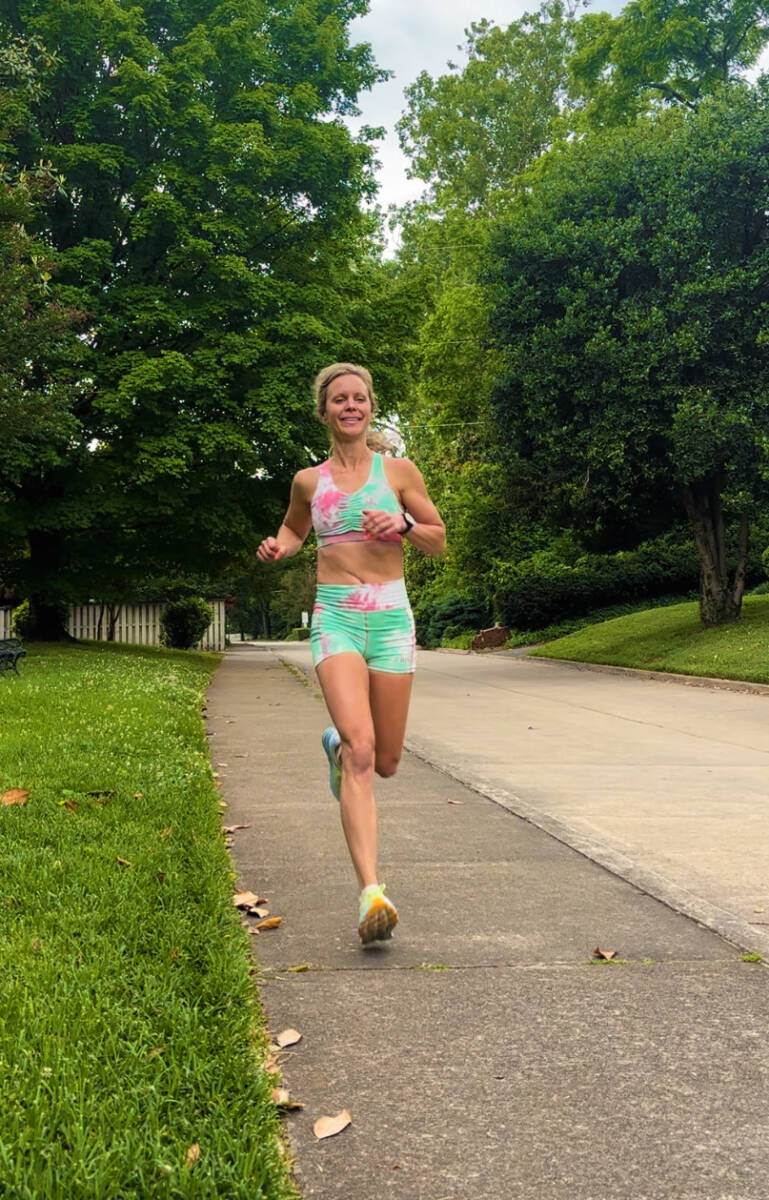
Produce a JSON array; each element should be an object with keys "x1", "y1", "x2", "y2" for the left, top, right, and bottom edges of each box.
[
  {"x1": 593, "y1": 946, "x2": 617, "y2": 960},
  {"x1": 249, "y1": 905, "x2": 270, "y2": 919},
  {"x1": 2, "y1": 788, "x2": 29, "y2": 806},
  {"x1": 272, "y1": 1087, "x2": 304, "y2": 1111},
  {"x1": 313, "y1": 1110, "x2": 351, "y2": 1140},
  {"x1": 233, "y1": 890, "x2": 263, "y2": 908},
  {"x1": 255, "y1": 916, "x2": 283, "y2": 931},
  {"x1": 276, "y1": 1029, "x2": 302, "y2": 1048},
  {"x1": 223, "y1": 824, "x2": 251, "y2": 833}
]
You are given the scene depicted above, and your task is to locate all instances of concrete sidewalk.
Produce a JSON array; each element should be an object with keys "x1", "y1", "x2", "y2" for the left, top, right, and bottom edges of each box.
[
  {"x1": 276, "y1": 640, "x2": 769, "y2": 959},
  {"x1": 207, "y1": 647, "x2": 769, "y2": 1200}
]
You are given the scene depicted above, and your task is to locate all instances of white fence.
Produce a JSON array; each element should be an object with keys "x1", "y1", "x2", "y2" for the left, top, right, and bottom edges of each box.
[{"x1": 0, "y1": 600, "x2": 226, "y2": 651}]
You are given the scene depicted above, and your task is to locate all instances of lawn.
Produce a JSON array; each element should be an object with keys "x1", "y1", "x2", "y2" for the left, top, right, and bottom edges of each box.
[
  {"x1": 529, "y1": 593, "x2": 769, "y2": 685},
  {"x1": 0, "y1": 642, "x2": 295, "y2": 1200}
]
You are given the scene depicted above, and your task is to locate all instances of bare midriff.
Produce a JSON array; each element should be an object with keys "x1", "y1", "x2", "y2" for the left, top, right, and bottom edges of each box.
[{"x1": 316, "y1": 540, "x2": 404, "y2": 585}]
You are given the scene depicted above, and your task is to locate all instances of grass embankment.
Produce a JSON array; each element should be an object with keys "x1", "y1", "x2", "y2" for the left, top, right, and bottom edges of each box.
[
  {"x1": 529, "y1": 593, "x2": 769, "y2": 684},
  {"x1": 0, "y1": 642, "x2": 295, "y2": 1200}
]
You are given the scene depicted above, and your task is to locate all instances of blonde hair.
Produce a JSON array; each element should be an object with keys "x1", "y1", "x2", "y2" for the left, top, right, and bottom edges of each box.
[{"x1": 313, "y1": 362, "x2": 378, "y2": 419}]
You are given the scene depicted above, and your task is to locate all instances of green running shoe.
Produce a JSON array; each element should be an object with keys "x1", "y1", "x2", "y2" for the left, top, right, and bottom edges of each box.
[{"x1": 321, "y1": 726, "x2": 342, "y2": 801}]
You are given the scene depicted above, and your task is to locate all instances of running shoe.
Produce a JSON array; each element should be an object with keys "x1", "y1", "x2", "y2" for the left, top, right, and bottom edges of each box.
[
  {"x1": 358, "y1": 884, "x2": 398, "y2": 945},
  {"x1": 321, "y1": 726, "x2": 342, "y2": 801}
]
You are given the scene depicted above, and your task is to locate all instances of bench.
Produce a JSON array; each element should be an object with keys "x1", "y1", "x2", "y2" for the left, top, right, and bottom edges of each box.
[{"x1": 0, "y1": 638, "x2": 27, "y2": 675}]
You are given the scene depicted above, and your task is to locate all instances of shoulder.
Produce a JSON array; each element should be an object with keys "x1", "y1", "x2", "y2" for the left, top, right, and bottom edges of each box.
[
  {"x1": 291, "y1": 465, "x2": 322, "y2": 501},
  {"x1": 382, "y1": 456, "x2": 423, "y2": 488}
]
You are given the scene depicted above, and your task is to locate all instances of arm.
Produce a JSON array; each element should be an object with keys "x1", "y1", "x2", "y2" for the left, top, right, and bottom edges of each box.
[
  {"x1": 256, "y1": 471, "x2": 313, "y2": 563},
  {"x1": 397, "y1": 460, "x2": 446, "y2": 556},
  {"x1": 362, "y1": 459, "x2": 446, "y2": 556}
]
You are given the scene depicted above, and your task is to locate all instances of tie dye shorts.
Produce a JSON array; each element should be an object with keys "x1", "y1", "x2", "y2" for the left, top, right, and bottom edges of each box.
[{"x1": 310, "y1": 579, "x2": 416, "y2": 674}]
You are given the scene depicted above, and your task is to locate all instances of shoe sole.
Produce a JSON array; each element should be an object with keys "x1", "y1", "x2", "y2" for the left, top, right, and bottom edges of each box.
[{"x1": 358, "y1": 897, "x2": 398, "y2": 945}]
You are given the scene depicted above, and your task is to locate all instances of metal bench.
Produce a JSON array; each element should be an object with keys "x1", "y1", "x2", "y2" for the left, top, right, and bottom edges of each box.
[{"x1": 0, "y1": 638, "x2": 27, "y2": 674}]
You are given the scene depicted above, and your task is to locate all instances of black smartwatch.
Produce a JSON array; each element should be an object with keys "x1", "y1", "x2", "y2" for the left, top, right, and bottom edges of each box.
[{"x1": 400, "y1": 511, "x2": 415, "y2": 535}]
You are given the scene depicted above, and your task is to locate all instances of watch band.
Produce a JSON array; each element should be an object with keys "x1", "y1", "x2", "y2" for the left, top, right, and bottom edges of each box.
[{"x1": 401, "y1": 511, "x2": 415, "y2": 535}]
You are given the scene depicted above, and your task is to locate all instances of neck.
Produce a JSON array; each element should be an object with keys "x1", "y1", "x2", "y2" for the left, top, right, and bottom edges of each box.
[{"x1": 330, "y1": 439, "x2": 372, "y2": 470}]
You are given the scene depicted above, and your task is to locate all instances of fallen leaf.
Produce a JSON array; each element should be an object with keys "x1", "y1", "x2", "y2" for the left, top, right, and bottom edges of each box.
[
  {"x1": 2, "y1": 788, "x2": 29, "y2": 807},
  {"x1": 30, "y1": 938, "x2": 41, "y2": 952},
  {"x1": 223, "y1": 824, "x2": 251, "y2": 833},
  {"x1": 233, "y1": 890, "x2": 261, "y2": 908},
  {"x1": 264, "y1": 1054, "x2": 281, "y2": 1075},
  {"x1": 288, "y1": 963, "x2": 311, "y2": 973},
  {"x1": 116, "y1": 856, "x2": 133, "y2": 867},
  {"x1": 217, "y1": 762, "x2": 228, "y2": 767},
  {"x1": 249, "y1": 905, "x2": 270, "y2": 919},
  {"x1": 255, "y1": 916, "x2": 283, "y2": 931},
  {"x1": 276, "y1": 1028, "x2": 302, "y2": 1048},
  {"x1": 156, "y1": 871, "x2": 167, "y2": 883},
  {"x1": 147, "y1": 1046, "x2": 164, "y2": 1058},
  {"x1": 215, "y1": 781, "x2": 223, "y2": 788},
  {"x1": 447, "y1": 799, "x2": 463, "y2": 805},
  {"x1": 159, "y1": 826, "x2": 173, "y2": 840},
  {"x1": 63, "y1": 799, "x2": 79, "y2": 813},
  {"x1": 185, "y1": 1144, "x2": 200, "y2": 1169},
  {"x1": 272, "y1": 1087, "x2": 304, "y2": 1110},
  {"x1": 133, "y1": 793, "x2": 144, "y2": 799},
  {"x1": 755, "y1": 906, "x2": 765, "y2": 914},
  {"x1": 593, "y1": 946, "x2": 617, "y2": 960},
  {"x1": 313, "y1": 1110, "x2": 351, "y2": 1140}
]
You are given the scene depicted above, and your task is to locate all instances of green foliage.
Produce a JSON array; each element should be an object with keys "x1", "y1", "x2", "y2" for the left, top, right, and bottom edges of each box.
[
  {"x1": 569, "y1": 0, "x2": 769, "y2": 126},
  {"x1": 398, "y1": 1, "x2": 571, "y2": 210},
  {"x1": 413, "y1": 590, "x2": 492, "y2": 649},
  {"x1": 284, "y1": 626, "x2": 310, "y2": 642},
  {"x1": 493, "y1": 539, "x2": 704, "y2": 630},
  {"x1": 0, "y1": 0, "x2": 388, "y2": 616},
  {"x1": 489, "y1": 87, "x2": 769, "y2": 622},
  {"x1": 10, "y1": 599, "x2": 30, "y2": 637},
  {"x1": 160, "y1": 597, "x2": 214, "y2": 650}
]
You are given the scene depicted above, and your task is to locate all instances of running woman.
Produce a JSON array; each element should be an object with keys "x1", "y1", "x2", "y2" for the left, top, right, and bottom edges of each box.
[{"x1": 256, "y1": 363, "x2": 445, "y2": 945}]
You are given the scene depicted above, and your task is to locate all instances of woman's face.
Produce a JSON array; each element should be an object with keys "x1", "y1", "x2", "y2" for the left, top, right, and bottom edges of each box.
[{"x1": 323, "y1": 373, "x2": 373, "y2": 439}]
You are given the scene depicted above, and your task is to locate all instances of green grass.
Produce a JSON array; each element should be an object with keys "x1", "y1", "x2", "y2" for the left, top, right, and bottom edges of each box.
[
  {"x1": 530, "y1": 593, "x2": 769, "y2": 684},
  {"x1": 0, "y1": 642, "x2": 296, "y2": 1200}
]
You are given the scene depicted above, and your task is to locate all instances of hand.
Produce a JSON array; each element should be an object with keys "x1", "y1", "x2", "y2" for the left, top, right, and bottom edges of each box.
[
  {"x1": 361, "y1": 508, "x2": 404, "y2": 539},
  {"x1": 256, "y1": 536, "x2": 287, "y2": 563}
]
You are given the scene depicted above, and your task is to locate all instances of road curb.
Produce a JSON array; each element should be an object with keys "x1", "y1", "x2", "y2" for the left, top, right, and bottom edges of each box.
[
  {"x1": 403, "y1": 736, "x2": 769, "y2": 962},
  {"x1": 503, "y1": 654, "x2": 769, "y2": 696}
]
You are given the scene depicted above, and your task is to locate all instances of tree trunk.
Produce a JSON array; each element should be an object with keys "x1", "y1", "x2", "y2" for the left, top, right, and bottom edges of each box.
[
  {"x1": 27, "y1": 530, "x2": 73, "y2": 641},
  {"x1": 261, "y1": 603, "x2": 272, "y2": 639},
  {"x1": 107, "y1": 605, "x2": 121, "y2": 641},
  {"x1": 681, "y1": 479, "x2": 749, "y2": 626}
]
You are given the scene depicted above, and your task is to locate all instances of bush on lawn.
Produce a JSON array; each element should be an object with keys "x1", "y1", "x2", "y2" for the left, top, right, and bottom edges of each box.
[{"x1": 160, "y1": 597, "x2": 214, "y2": 649}]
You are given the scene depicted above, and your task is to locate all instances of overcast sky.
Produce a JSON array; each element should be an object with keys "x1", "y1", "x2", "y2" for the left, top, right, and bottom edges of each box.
[{"x1": 345, "y1": 0, "x2": 587, "y2": 216}]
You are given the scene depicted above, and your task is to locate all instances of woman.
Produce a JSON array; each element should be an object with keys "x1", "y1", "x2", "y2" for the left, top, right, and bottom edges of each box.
[{"x1": 257, "y1": 363, "x2": 445, "y2": 945}]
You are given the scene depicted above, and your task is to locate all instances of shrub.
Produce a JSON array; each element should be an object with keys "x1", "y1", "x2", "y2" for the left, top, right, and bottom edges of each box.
[
  {"x1": 492, "y1": 535, "x2": 766, "y2": 630},
  {"x1": 11, "y1": 600, "x2": 31, "y2": 638},
  {"x1": 412, "y1": 591, "x2": 492, "y2": 649},
  {"x1": 160, "y1": 597, "x2": 214, "y2": 650},
  {"x1": 283, "y1": 627, "x2": 310, "y2": 642}
]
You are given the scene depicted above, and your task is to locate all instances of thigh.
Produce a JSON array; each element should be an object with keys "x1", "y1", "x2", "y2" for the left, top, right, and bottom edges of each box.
[
  {"x1": 316, "y1": 652, "x2": 375, "y2": 745},
  {"x1": 368, "y1": 669, "x2": 413, "y2": 765}
]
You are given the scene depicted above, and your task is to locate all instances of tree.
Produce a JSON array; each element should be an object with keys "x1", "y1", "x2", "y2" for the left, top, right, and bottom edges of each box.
[
  {"x1": 569, "y1": 0, "x2": 769, "y2": 125},
  {"x1": 397, "y1": 0, "x2": 572, "y2": 213},
  {"x1": 489, "y1": 86, "x2": 769, "y2": 626},
  {"x1": 0, "y1": 0, "x2": 386, "y2": 636},
  {"x1": 0, "y1": 37, "x2": 83, "y2": 622}
]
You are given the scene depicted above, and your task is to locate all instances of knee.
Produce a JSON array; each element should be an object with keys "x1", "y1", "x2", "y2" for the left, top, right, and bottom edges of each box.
[
  {"x1": 375, "y1": 751, "x2": 401, "y2": 779},
  {"x1": 342, "y1": 733, "x2": 375, "y2": 776}
]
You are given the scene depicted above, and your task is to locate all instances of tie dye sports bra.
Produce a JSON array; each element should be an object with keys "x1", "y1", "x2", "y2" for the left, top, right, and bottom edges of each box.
[{"x1": 311, "y1": 453, "x2": 404, "y2": 548}]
